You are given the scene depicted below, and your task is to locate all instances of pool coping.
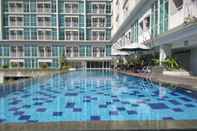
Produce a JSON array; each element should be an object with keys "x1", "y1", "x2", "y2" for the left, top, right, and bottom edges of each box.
[
  {"x1": 118, "y1": 71, "x2": 197, "y2": 92},
  {"x1": 0, "y1": 120, "x2": 197, "y2": 131}
]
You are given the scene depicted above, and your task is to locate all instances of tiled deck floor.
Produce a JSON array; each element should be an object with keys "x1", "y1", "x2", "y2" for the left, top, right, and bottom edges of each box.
[
  {"x1": 120, "y1": 71, "x2": 197, "y2": 91},
  {"x1": 0, "y1": 120, "x2": 197, "y2": 131}
]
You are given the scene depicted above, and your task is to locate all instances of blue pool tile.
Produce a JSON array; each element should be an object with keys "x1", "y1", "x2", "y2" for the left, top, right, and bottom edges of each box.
[
  {"x1": 0, "y1": 119, "x2": 6, "y2": 123},
  {"x1": 131, "y1": 104, "x2": 139, "y2": 107},
  {"x1": 83, "y1": 100, "x2": 91, "y2": 103},
  {"x1": 73, "y1": 108, "x2": 82, "y2": 112},
  {"x1": 65, "y1": 93, "x2": 78, "y2": 96},
  {"x1": 109, "y1": 111, "x2": 119, "y2": 116},
  {"x1": 27, "y1": 120, "x2": 38, "y2": 123},
  {"x1": 127, "y1": 110, "x2": 137, "y2": 115},
  {"x1": 22, "y1": 105, "x2": 31, "y2": 109},
  {"x1": 45, "y1": 100, "x2": 53, "y2": 103},
  {"x1": 179, "y1": 97, "x2": 192, "y2": 102},
  {"x1": 117, "y1": 107, "x2": 126, "y2": 111},
  {"x1": 90, "y1": 116, "x2": 100, "y2": 121},
  {"x1": 106, "y1": 102, "x2": 112, "y2": 105},
  {"x1": 36, "y1": 108, "x2": 46, "y2": 112},
  {"x1": 65, "y1": 102, "x2": 75, "y2": 108},
  {"x1": 149, "y1": 103, "x2": 169, "y2": 110},
  {"x1": 99, "y1": 104, "x2": 107, "y2": 108},
  {"x1": 53, "y1": 112, "x2": 63, "y2": 116},
  {"x1": 163, "y1": 117, "x2": 174, "y2": 120},
  {"x1": 185, "y1": 104, "x2": 195, "y2": 107},
  {"x1": 168, "y1": 100, "x2": 181, "y2": 105},
  {"x1": 8, "y1": 107, "x2": 20, "y2": 111},
  {"x1": 13, "y1": 111, "x2": 25, "y2": 116},
  {"x1": 172, "y1": 108, "x2": 183, "y2": 112},
  {"x1": 34, "y1": 102, "x2": 43, "y2": 106},
  {"x1": 18, "y1": 115, "x2": 31, "y2": 120}
]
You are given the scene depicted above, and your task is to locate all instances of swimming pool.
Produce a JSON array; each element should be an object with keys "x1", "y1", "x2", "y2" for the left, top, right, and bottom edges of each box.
[{"x1": 0, "y1": 70, "x2": 197, "y2": 123}]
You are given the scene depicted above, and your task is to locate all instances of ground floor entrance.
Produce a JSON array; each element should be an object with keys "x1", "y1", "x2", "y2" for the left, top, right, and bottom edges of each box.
[{"x1": 86, "y1": 61, "x2": 111, "y2": 69}]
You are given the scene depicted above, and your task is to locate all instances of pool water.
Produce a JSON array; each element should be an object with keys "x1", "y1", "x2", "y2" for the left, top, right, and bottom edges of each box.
[{"x1": 0, "y1": 70, "x2": 197, "y2": 123}]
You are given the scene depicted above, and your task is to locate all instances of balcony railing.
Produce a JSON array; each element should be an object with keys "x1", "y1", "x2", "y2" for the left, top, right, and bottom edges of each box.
[
  {"x1": 9, "y1": 8, "x2": 24, "y2": 12},
  {"x1": 38, "y1": 22, "x2": 51, "y2": 27},
  {"x1": 10, "y1": 22, "x2": 24, "y2": 27},
  {"x1": 37, "y1": 8, "x2": 51, "y2": 13}
]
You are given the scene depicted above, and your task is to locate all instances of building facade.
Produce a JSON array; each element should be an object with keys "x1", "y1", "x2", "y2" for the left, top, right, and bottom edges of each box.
[
  {"x1": 0, "y1": 0, "x2": 112, "y2": 69},
  {"x1": 111, "y1": 0, "x2": 197, "y2": 75}
]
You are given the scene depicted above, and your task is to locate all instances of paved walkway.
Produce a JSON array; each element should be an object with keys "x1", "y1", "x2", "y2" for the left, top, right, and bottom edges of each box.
[{"x1": 120, "y1": 71, "x2": 197, "y2": 91}]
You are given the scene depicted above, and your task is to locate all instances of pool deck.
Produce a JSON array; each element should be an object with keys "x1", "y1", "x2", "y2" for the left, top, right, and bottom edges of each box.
[
  {"x1": 119, "y1": 71, "x2": 197, "y2": 91},
  {"x1": 0, "y1": 120, "x2": 197, "y2": 131}
]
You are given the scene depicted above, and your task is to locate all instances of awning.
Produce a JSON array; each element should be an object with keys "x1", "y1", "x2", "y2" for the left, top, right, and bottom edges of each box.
[
  {"x1": 10, "y1": 59, "x2": 25, "y2": 63},
  {"x1": 119, "y1": 43, "x2": 151, "y2": 52},
  {"x1": 38, "y1": 59, "x2": 53, "y2": 63},
  {"x1": 111, "y1": 48, "x2": 129, "y2": 56}
]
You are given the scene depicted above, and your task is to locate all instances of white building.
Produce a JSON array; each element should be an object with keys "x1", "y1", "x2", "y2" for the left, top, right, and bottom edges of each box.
[{"x1": 111, "y1": 0, "x2": 197, "y2": 75}]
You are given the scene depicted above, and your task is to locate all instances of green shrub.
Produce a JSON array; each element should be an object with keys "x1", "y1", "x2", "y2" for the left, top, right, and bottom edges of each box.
[
  {"x1": 2, "y1": 64, "x2": 9, "y2": 69},
  {"x1": 162, "y1": 57, "x2": 181, "y2": 71},
  {"x1": 40, "y1": 63, "x2": 48, "y2": 69},
  {"x1": 153, "y1": 57, "x2": 181, "y2": 71}
]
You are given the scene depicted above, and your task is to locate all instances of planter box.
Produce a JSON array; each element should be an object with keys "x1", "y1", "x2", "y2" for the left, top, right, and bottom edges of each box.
[{"x1": 163, "y1": 70, "x2": 190, "y2": 77}]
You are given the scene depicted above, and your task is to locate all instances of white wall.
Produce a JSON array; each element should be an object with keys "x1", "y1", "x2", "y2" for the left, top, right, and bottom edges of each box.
[
  {"x1": 111, "y1": 0, "x2": 140, "y2": 36},
  {"x1": 190, "y1": 47, "x2": 197, "y2": 76},
  {"x1": 169, "y1": 0, "x2": 197, "y2": 29}
]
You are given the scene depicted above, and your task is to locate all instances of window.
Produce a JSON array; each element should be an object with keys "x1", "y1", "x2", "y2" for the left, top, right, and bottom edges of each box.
[
  {"x1": 65, "y1": 17, "x2": 79, "y2": 27},
  {"x1": 66, "y1": 47, "x2": 72, "y2": 57},
  {"x1": 65, "y1": 31, "x2": 79, "y2": 40},
  {"x1": 173, "y1": 0, "x2": 183, "y2": 10},
  {"x1": 37, "y1": 30, "x2": 52, "y2": 40},
  {"x1": 91, "y1": 17, "x2": 105, "y2": 27},
  {"x1": 9, "y1": 16, "x2": 24, "y2": 26},
  {"x1": 65, "y1": 4, "x2": 72, "y2": 13},
  {"x1": 65, "y1": 31, "x2": 72, "y2": 40},
  {"x1": 37, "y1": 2, "x2": 51, "y2": 12},
  {"x1": 93, "y1": 47, "x2": 98, "y2": 57},
  {"x1": 65, "y1": 17, "x2": 71, "y2": 27},
  {"x1": 92, "y1": 31, "x2": 105, "y2": 40},
  {"x1": 91, "y1": 4, "x2": 106, "y2": 14},
  {"x1": 73, "y1": 47, "x2": 78, "y2": 57},
  {"x1": 39, "y1": 47, "x2": 45, "y2": 57},
  {"x1": 37, "y1": 16, "x2": 51, "y2": 27},
  {"x1": 9, "y1": 2, "x2": 23, "y2": 12},
  {"x1": 9, "y1": 30, "x2": 24, "y2": 40},
  {"x1": 65, "y1": 3, "x2": 79, "y2": 13},
  {"x1": 99, "y1": 47, "x2": 105, "y2": 57}
]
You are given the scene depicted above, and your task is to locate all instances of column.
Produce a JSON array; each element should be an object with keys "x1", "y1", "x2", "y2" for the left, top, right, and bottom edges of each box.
[
  {"x1": 56, "y1": 0, "x2": 59, "y2": 40},
  {"x1": 84, "y1": 0, "x2": 87, "y2": 40},
  {"x1": 0, "y1": 72, "x2": 4, "y2": 84},
  {"x1": 0, "y1": 0, "x2": 2, "y2": 40},
  {"x1": 159, "y1": 45, "x2": 172, "y2": 66}
]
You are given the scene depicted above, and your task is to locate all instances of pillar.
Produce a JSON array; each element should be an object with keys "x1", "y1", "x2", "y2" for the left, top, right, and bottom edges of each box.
[
  {"x1": 0, "y1": 72, "x2": 4, "y2": 84},
  {"x1": 159, "y1": 45, "x2": 172, "y2": 66},
  {"x1": 0, "y1": 0, "x2": 2, "y2": 40}
]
